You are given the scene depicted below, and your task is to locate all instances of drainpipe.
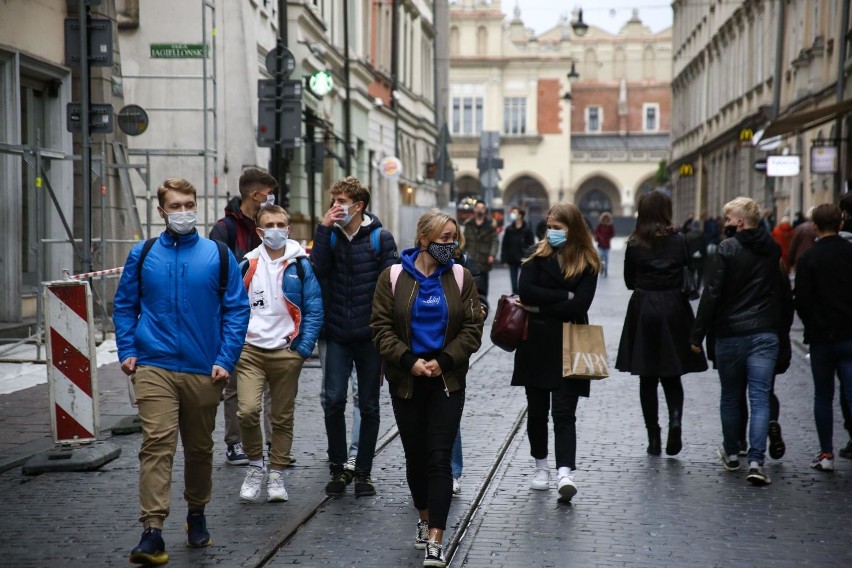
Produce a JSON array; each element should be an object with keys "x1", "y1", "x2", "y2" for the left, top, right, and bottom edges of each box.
[
  {"x1": 834, "y1": 0, "x2": 850, "y2": 200},
  {"x1": 391, "y1": 0, "x2": 400, "y2": 158},
  {"x1": 770, "y1": 0, "x2": 786, "y2": 120},
  {"x1": 343, "y1": 0, "x2": 352, "y2": 175}
]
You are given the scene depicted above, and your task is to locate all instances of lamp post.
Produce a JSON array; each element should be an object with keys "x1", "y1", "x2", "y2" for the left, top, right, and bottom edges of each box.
[{"x1": 571, "y1": 8, "x2": 589, "y2": 37}]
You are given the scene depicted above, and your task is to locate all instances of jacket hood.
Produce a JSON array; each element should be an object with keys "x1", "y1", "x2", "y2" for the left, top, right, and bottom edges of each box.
[
  {"x1": 401, "y1": 247, "x2": 452, "y2": 282},
  {"x1": 244, "y1": 239, "x2": 308, "y2": 262},
  {"x1": 735, "y1": 226, "x2": 776, "y2": 255},
  {"x1": 224, "y1": 196, "x2": 244, "y2": 216}
]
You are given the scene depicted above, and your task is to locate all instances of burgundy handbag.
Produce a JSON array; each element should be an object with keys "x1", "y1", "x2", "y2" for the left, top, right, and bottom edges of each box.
[{"x1": 490, "y1": 294, "x2": 529, "y2": 352}]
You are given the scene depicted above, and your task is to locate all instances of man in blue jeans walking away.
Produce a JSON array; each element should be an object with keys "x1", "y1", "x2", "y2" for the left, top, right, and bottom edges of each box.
[
  {"x1": 311, "y1": 176, "x2": 398, "y2": 497},
  {"x1": 690, "y1": 197, "x2": 792, "y2": 486},
  {"x1": 793, "y1": 203, "x2": 852, "y2": 473}
]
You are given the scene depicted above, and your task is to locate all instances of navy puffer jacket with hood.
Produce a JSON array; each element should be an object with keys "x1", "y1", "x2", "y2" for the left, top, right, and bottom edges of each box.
[{"x1": 311, "y1": 213, "x2": 398, "y2": 341}]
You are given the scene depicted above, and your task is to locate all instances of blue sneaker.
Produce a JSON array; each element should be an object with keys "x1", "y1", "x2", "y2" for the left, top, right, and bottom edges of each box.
[
  {"x1": 226, "y1": 442, "x2": 249, "y2": 466},
  {"x1": 185, "y1": 512, "x2": 212, "y2": 548},
  {"x1": 130, "y1": 527, "x2": 169, "y2": 565}
]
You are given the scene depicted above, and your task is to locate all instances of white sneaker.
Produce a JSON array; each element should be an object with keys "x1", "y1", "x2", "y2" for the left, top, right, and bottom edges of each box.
[
  {"x1": 239, "y1": 466, "x2": 266, "y2": 502},
  {"x1": 557, "y1": 474, "x2": 577, "y2": 502},
  {"x1": 529, "y1": 468, "x2": 550, "y2": 491},
  {"x1": 266, "y1": 470, "x2": 289, "y2": 502},
  {"x1": 452, "y1": 478, "x2": 461, "y2": 495},
  {"x1": 344, "y1": 455, "x2": 356, "y2": 472}
]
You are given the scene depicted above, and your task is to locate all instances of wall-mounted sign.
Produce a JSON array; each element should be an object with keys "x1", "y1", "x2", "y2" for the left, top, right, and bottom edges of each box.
[
  {"x1": 767, "y1": 155, "x2": 801, "y2": 177},
  {"x1": 739, "y1": 128, "x2": 754, "y2": 142},
  {"x1": 811, "y1": 145, "x2": 838, "y2": 174},
  {"x1": 117, "y1": 104, "x2": 149, "y2": 136},
  {"x1": 150, "y1": 43, "x2": 205, "y2": 59},
  {"x1": 679, "y1": 163, "x2": 694, "y2": 177},
  {"x1": 379, "y1": 156, "x2": 402, "y2": 180}
]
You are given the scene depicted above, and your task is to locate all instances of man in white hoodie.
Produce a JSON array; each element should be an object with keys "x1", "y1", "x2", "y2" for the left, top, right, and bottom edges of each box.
[{"x1": 236, "y1": 204, "x2": 324, "y2": 502}]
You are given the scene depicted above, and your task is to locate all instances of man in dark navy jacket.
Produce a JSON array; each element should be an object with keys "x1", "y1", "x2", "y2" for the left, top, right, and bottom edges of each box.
[{"x1": 311, "y1": 176, "x2": 398, "y2": 497}]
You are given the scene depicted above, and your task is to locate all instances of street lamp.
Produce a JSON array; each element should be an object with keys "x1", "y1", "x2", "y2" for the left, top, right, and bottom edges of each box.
[
  {"x1": 572, "y1": 8, "x2": 589, "y2": 37},
  {"x1": 567, "y1": 61, "x2": 580, "y2": 81}
]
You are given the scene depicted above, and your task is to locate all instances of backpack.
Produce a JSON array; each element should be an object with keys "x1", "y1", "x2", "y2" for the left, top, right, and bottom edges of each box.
[
  {"x1": 241, "y1": 255, "x2": 307, "y2": 290},
  {"x1": 137, "y1": 237, "x2": 229, "y2": 300},
  {"x1": 389, "y1": 263, "x2": 464, "y2": 296},
  {"x1": 330, "y1": 226, "x2": 383, "y2": 259}
]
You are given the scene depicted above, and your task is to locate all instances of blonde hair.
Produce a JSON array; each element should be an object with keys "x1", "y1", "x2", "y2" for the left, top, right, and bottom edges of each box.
[
  {"x1": 524, "y1": 202, "x2": 601, "y2": 279},
  {"x1": 723, "y1": 197, "x2": 761, "y2": 228},
  {"x1": 415, "y1": 209, "x2": 464, "y2": 250},
  {"x1": 157, "y1": 178, "x2": 196, "y2": 207},
  {"x1": 255, "y1": 204, "x2": 289, "y2": 226}
]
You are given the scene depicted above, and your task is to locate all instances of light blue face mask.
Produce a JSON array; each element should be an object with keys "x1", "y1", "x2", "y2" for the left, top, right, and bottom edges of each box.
[{"x1": 546, "y1": 228, "x2": 567, "y2": 248}]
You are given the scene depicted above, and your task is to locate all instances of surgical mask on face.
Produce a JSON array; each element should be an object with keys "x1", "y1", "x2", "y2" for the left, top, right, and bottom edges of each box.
[
  {"x1": 508, "y1": 213, "x2": 518, "y2": 223},
  {"x1": 336, "y1": 204, "x2": 354, "y2": 227},
  {"x1": 261, "y1": 227, "x2": 289, "y2": 250},
  {"x1": 165, "y1": 210, "x2": 197, "y2": 235},
  {"x1": 723, "y1": 224, "x2": 738, "y2": 238},
  {"x1": 427, "y1": 241, "x2": 457, "y2": 265},
  {"x1": 546, "y1": 228, "x2": 568, "y2": 248},
  {"x1": 260, "y1": 194, "x2": 275, "y2": 209}
]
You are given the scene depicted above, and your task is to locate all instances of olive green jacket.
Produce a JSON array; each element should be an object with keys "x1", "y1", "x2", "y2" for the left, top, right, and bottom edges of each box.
[{"x1": 370, "y1": 264, "x2": 484, "y2": 399}]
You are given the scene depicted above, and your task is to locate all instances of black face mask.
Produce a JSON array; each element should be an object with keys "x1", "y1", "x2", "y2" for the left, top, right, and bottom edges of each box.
[
  {"x1": 723, "y1": 225, "x2": 738, "y2": 238},
  {"x1": 426, "y1": 242, "x2": 456, "y2": 265}
]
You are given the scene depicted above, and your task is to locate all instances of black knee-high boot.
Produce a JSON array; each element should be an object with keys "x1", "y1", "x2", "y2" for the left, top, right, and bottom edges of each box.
[{"x1": 666, "y1": 409, "x2": 682, "y2": 456}]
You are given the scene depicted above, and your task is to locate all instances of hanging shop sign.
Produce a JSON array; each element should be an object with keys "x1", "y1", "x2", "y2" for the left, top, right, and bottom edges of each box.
[
  {"x1": 810, "y1": 145, "x2": 838, "y2": 174},
  {"x1": 766, "y1": 155, "x2": 801, "y2": 177},
  {"x1": 379, "y1": 156, "x2": 402, "y2": 180}
]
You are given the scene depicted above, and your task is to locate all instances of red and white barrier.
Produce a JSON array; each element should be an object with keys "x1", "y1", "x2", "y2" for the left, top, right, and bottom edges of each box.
[
  {"x1": 65, "y1": 266, "x2": 124, "y2": 280},
  {"x1": 43, "y1": 281, "x2": 99, "y2": 444}
]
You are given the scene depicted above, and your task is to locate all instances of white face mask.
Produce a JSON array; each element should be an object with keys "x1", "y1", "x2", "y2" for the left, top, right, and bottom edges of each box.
[
  {"x1": 261, "y1": 194, "x2": 275, "y2": 209},
  {"x1": 165, "y1": 210, "x2": 197, "y2": 235},
  {"x1": 261, "y1": 227, "x2": 289, "y2": 250},
  {"x1": 336, "y1": 204, "x2": 355, "y2": 227}
]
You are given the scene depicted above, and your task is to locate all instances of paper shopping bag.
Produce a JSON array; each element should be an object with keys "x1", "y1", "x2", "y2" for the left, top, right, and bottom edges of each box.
[{"x1": 562, "y1": 323, "x2": 609, "y2": 379}]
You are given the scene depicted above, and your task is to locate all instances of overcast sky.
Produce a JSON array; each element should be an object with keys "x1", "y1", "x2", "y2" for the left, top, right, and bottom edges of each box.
[{"x1": 513, "y1": 0, "x2": 673, "y2": 36}]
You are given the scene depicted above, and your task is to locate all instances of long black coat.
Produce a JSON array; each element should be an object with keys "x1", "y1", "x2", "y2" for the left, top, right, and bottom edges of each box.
[
  {"x1": 616, "y1": 233, "x2": 707, "y2": 376},
  {"x1": 511, "y1": 254, "x2": 597, "y2": 396}
]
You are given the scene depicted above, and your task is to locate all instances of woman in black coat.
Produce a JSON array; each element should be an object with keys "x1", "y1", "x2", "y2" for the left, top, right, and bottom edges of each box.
[
  {"x1": 512, "y1": 202, "x2": 601, "y2": 503},
  {"x1": 616, "y1": 191, "x2": 707, "y2": 456}
]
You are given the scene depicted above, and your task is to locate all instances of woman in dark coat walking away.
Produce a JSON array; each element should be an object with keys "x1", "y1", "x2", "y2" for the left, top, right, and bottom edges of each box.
[
  {"x1": 512, "y1": 202, "x2": 601, "y2": 503},
  {"x1": 616, "y1": 191, "x2": 707, "y2": 456}
]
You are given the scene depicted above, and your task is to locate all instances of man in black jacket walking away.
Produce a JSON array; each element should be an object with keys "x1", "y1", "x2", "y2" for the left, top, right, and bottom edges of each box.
[
  {"x1": 793, "y1": 203, "x2": 852, "y2": 473},
  {"x1": 690, "y1": 197, "x2": 792, "y2": 486},
  {"x1": 501, "y1": 207, "x2": 534, "y2": 294},
  {"x1": 311, "y1": 177, "x2": 398, "y2": 497},
  {"x1": 463, "y1": 200, "x2": 499, "y2": 296}
]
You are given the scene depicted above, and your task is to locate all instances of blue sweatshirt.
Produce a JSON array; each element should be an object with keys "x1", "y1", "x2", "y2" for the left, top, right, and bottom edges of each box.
[{"x1": 401, "y1": 247, "x2": 451, "y2": 355}]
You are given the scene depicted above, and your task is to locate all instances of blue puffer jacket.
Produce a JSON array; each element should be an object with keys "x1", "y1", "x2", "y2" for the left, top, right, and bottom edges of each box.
[
  {"x1": 239, "y1": 244, "x2": 324, "y2": 359},
  {"x1": 311, "y1": 214, "x2": 398, "y2": 341},
  {"x1": 113, "y1": 230, "x2": 250, "y2": 374}
]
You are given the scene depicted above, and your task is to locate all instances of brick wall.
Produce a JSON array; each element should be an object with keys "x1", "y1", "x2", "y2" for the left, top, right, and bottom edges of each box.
[
  {"x1": 537, "y1": 78, "x2": 562, "y2": 135},
  {"x1": 570, "y1": 82, "x2": 671, "y2": 134}
]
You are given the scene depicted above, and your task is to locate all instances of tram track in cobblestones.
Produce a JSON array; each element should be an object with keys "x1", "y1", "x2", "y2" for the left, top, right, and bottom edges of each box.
[{"x1": 252, "y1": 341, "x2": 530, "y2": 568}]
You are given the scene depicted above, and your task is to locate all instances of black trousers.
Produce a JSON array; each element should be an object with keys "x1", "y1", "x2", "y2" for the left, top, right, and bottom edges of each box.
[
  {"x1": 391, "y1": 380, "x2": 464, "y2": 531},
  {"x1": 639, "y1": 376, "x2": 684, "y2": 429},
  {"x1": 525, "y1": 383, "x2": 580, "y2": 470}
]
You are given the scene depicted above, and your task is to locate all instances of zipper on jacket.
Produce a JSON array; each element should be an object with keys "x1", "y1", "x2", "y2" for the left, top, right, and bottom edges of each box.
[
  {"x1": 441, "y1": 375, "x2": 449, "y2": 397},
  {"x1": 440, "y1": 276, "x2": 451, "y2": 397}
]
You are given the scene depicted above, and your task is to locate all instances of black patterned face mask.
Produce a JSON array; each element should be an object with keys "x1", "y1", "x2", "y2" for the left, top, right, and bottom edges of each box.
[{"x1": 427, "y1": 241, "x2": 456, "y2": 265}]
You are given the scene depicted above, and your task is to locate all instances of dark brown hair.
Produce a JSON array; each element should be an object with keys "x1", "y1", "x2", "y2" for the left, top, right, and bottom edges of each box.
[
  {"x1": 239, "y1": 167, "x2": 278, "y2": 198},
  {"x1": 629, "y1": 190, "x2": 674, "y2": 248},
  {"x1": 811, "y1": 203, "x2": 842, "y2": 232},
  {"x1": 329, "y1": 176, "x2": 371, "y2": 209}
]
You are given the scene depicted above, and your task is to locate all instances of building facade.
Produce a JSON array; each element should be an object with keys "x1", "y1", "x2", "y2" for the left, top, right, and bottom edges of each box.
[
  {"x1": 448, "y1": 1, "x2": 672, "y2": 229},
  {"x1": 671, "y1": 0, "x2": 851, "y2": 224}
]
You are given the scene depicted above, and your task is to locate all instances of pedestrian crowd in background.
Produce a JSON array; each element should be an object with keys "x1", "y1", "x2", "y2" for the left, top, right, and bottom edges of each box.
[{"x1": 111, "y1": 168, "x2": 852, "y2": 567}]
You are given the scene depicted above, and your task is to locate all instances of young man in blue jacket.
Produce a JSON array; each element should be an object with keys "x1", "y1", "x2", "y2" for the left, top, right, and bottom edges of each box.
[
  {"x1": 236, "y1": 205, "x2": 323, "y2": 503},
  {"x1": 114, "y1": 178, "x2": 250, "y2": 566},
  {"x1": 311, "y1": 176, "x2": 398, "y2": 497}
]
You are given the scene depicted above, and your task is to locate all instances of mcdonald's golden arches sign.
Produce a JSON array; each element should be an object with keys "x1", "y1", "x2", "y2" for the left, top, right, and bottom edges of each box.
[{"x1": 679, "y1": 163, "x2": 694, "y2": 177}]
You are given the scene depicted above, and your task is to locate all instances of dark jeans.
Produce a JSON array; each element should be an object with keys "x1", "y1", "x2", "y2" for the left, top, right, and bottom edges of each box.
[
  {"x1": 715, "y1": 332, "x2": 778, "y2": 465},
  {"x1": 322, "y1": 339, "x2": 381, "y2": 474},
  {"x1": 480, "y1": 269, "x2": 490, "y2": 297},
  {"x1": 391, "y1": 380, "x2": 464, "y2": 531},
  {"x1": 809, "y1": 339, "x2": 852, "y2": 454},
  {"x1": 525, "y1": 383, "x2": 580, "y2": 470},
  {"x1": 738, "y1": 380, "x2": 780, "y2": 444},
  {"x1": 639, "y1": 376, "x2": 683, "y2": 429},
  {"x1": 509, "y1": 263, "x2": 521, "y2": 294}
]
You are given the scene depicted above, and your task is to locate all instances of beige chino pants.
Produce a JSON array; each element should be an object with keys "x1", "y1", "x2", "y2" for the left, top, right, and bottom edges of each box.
[
  {"x1": 236, "y1": 344, "x2": 304, "y2": 470},
  {"x1": 134, "y1": 365, "x2": 225, "y2": 529}
]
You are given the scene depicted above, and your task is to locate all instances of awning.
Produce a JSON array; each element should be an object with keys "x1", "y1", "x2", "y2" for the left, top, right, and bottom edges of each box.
[{"x1": 763, "y1": 98, "x2": 852, "y2": 138}]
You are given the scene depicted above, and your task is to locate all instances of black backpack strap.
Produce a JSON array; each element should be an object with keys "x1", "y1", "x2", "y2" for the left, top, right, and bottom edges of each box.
[
  {"x1": 295, "y1": 256, "x2": 306, "y2": 284},
  {"x1": 222, "y1": 215, "x2": 238, "y2": 250},
  {"x1": 215, "y1": 240, "x2": 229, "y2": 300},
  {"x1": 136, "y1": 238, "x2": 158, "y2": 300}
]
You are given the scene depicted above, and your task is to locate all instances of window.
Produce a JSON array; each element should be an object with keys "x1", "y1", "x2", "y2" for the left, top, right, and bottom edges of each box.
[
  {"x1": 643, "y1": 103, "x2": 659, "y2": 132},
  {"x1": 586, "y1": 106, "x2": 601, "y2": 132},
  {"x1": 451, "y1": 96, "x2": 484, "y2": 135},
  {"x1": 503, "y1": 97, "x2": 526, "y2": 135}
]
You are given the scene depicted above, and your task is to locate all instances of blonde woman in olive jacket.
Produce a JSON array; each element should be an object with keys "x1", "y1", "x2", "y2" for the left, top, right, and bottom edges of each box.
[{"x1": 371, "y1": 209, "x2": 483, "y2": 568}]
